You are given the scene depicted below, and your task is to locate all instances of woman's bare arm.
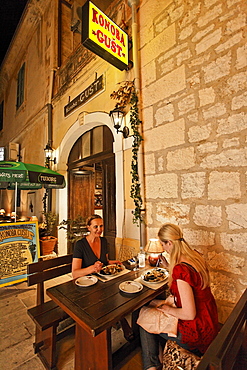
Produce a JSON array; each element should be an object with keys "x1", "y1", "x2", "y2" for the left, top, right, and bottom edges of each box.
[
  {"x1": 157, "y1": 279, "x2": 196, "y2": 320},
  {"x1": 72, "y1": 258, "x2": 103, "y2": 279}
]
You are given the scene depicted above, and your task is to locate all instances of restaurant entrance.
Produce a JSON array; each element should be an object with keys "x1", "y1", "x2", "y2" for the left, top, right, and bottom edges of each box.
[{"x1": 67, "y1": 125, "x2": 116, "y2": 258}]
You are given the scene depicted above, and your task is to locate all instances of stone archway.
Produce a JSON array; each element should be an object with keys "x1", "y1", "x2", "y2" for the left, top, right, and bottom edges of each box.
[{"x1": 56, "y1": 111, "x2": 125, "y2": 255}]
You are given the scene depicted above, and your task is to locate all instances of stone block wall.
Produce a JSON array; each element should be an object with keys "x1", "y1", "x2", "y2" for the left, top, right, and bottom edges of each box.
[{"x1": 140, "y1": 0, "x2": 247, "y2": 322}]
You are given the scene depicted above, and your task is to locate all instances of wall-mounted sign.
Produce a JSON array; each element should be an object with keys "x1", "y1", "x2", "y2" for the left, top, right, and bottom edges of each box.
[
  {"x1": 64, "y1": 74, "x2": 104, "y2": 117},
  {"x1": 82, "y1": 1, "x2": 128, "y2": 71},
  {"x1": 0, "y1": 221, "x2": 40, "y2": 287}
]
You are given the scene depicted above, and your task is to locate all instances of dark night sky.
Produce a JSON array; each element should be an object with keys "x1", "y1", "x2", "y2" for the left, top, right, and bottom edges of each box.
[{"x1": 0, "y1": 0, "x2": 28, "y2": 65}]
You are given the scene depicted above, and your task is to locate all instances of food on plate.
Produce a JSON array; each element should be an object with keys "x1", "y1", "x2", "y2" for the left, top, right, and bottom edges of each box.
[
  {"x1": 142, "y1": 268, "x2": 168, "y2": 282},
  {"x1": 100, "y1": 263, "x2": 124, "y2": 275}
]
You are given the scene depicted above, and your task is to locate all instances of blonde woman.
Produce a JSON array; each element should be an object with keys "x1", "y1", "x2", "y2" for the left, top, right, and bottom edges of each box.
[{"x1": 140, "y1": 223, "x2": 218, "y2": 370}]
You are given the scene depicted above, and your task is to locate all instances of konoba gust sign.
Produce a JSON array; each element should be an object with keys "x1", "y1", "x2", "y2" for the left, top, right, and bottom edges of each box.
[{"x1": 82, "y1": 1, "x2": 129, "y2": 71}]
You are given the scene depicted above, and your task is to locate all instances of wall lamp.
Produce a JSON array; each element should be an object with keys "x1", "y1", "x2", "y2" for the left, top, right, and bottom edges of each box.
[
  {"x1": 44, "y1": 144, "x2": 56, "y2": 168},
  {"x1": 109, "y1": 107, "x2": 129, "y2": 138}
]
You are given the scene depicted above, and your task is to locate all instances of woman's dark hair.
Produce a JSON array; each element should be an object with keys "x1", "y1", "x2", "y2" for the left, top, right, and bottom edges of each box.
[{"x1": 86, "y1": 214, "x2": 102, "y2": 226}]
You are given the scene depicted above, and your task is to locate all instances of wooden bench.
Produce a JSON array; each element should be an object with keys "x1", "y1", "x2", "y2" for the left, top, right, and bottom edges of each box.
[
  {"x1": 162, "y1": 289, "x2": 247, "y2": 370},
  {"x1": 27, "y1": 254, "x2": 73, "y2": 370},
  {"x1": 197, "y1": 288, "x2": 247, "y2": 370}
]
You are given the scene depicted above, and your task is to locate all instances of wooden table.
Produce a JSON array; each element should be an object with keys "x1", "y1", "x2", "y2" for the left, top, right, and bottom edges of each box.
[{"x1": 46, "y1": 263, "x2": 168, "y2": 370}]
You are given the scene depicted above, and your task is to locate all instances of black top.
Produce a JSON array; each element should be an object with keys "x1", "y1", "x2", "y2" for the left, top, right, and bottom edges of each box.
[{"x1": 73, "y1": 236, "x2": 108, "y2": 267}]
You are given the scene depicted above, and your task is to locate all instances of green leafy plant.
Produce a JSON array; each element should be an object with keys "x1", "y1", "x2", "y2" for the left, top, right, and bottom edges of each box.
[
  {"x1": 41, "y1": 211, "x2": 57, "y2": 236},
  {"x1": 110, "y1": 81, "x2": 143, "y2": 224},
  {"x1": 129, "y1": 90, "x2": 143, "y2": 224},
  {"x1": 59, "y1": 215, "x2": 87, "y2": 244}
]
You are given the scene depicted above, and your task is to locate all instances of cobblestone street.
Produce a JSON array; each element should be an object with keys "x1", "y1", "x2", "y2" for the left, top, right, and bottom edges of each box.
[{"x1": 0, "y1": 274, "x2": 142, "y2": 369}]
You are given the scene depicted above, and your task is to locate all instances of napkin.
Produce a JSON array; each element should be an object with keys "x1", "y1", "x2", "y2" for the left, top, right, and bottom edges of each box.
[{"x1": 137, "y1": 297, "x2": 178, "y2": 337}]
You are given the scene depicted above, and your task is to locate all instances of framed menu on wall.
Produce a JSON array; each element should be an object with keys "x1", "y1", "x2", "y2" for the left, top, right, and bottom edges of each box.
[{"x1": 0, "y1": 221, "x2": 40, "y2": 287}]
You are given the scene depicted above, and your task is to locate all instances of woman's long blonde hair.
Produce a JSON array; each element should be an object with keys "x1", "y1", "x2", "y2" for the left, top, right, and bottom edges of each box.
[{"x1": 158, "y1": 223, "x2": 210, "y2": 289}]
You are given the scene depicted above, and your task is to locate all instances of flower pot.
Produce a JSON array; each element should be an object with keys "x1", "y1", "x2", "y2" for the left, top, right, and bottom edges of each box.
[{"x1": 40, "y1": 236, "x2": 57, "y2": 255}]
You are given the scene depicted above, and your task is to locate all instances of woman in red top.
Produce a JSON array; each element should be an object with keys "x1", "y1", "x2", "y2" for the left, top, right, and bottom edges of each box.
[{"x1": 140, "y1": 223, "x2": 218, "y2": 370}]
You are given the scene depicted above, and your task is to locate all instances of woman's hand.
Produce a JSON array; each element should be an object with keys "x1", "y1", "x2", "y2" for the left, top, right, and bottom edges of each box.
[
  {"x1": 157, "y1": 304, "x2": 171, "y2": 314},
  {"x1": 93, "y1": 261, "x2": 103, "y2": 273},
  {"x1": 165, "y1": 295, "x2": 174, "y2": 306},
  {"x1": 159, "y1": 255, "x2": 169, "y2": 268}
]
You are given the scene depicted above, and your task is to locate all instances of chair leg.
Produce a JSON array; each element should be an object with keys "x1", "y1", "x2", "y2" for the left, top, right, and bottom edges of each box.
[{"x1": 34, "y1": 325, "x2": 58, "y2": 369}]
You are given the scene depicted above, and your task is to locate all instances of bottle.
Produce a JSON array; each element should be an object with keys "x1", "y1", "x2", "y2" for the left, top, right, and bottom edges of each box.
[{"x1": 138, "y1": 250, "x2": 145, "y2": 268}]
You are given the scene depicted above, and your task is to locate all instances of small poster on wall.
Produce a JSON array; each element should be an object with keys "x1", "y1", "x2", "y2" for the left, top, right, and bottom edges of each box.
[{"x1": 0, "y1": 221, "x2": 40, "y2": 287}]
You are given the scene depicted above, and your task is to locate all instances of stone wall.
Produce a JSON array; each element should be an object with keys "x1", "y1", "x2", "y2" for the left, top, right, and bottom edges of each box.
[{"x1": 140, "y1": 0, "x2": 247, "y2": 322}]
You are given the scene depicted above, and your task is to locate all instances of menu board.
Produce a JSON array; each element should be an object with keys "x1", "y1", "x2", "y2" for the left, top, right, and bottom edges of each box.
[{"x1": 0, "y1": 221, "x2": 40, "y2": 287}]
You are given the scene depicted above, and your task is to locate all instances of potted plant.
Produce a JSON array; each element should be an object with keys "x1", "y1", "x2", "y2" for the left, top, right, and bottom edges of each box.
[
  {"x1": 59, "y1": 215, "x2": 87, "y2": 253},
  {"x1": 39, "y1": 211, "x2": 58, "y2": 255}
]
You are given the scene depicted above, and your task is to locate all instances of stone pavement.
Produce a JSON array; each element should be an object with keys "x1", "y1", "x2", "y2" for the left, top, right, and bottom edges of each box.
[{"x1": 0, "y1": 274, "x2": 142, "y2": 370}]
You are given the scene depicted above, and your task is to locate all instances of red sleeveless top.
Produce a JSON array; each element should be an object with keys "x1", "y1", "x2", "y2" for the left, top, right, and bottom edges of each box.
[{"x1": 170, "y1": 263, "x2": 218, "y2": 354}]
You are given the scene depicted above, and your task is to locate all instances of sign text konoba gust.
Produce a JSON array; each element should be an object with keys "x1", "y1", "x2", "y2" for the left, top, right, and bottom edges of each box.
[
  {"x1": 64, "y1": 74, "x2": 104, "y2": 117},
  {"x1": 0, "y1": 228, "x2": 34, "y2": 242},
  {"x1": 91, "y1": 6, "x2": 126, "y2": 58},
  {"x1": 82, "y1": 1, "x2": 128, "y2": 71}
]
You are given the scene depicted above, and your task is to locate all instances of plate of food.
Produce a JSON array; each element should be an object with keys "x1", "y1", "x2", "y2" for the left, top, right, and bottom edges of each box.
[
  {"x1": 119, "y1": 281, "x2": 143, "y2": 294},
  {"x1": 141, "y1": 268, "x2": 168, "y2": 283},
  {"x1": 75, "y1": 275, "x2": 98, "y2": 287},
  {"x1": 99, "y1": 263, "x2": 125, "y2": 276}
]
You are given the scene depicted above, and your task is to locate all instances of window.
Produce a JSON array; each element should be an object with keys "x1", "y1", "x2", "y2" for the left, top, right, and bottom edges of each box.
[
  {"x1": 16, "y1": 63, "x2": 25, "y2": 109},
  {"x1": 68, "y1": 125, "x2": 113, "y2": 164},
  {"x1": 0, "y1": 101, "x2": 3, "y2": 131}
]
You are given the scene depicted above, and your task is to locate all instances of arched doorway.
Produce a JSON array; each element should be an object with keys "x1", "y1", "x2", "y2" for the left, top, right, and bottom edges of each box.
[{"x1": 67, "y1": 125, "x2": 116, "y2": 258}]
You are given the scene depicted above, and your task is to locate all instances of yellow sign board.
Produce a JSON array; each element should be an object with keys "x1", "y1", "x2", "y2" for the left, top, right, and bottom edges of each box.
[
  {"x1": 82, "y1": 1, "x2": 129, "y2": 70},
  {"x1": 0, "y1": 221, "x2": 40, "y2": 287}
]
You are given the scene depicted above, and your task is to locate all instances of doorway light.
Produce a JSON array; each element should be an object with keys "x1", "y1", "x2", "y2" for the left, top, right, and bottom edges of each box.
[
  {"x1": 109, "y1": 108, "x2": 129, "y2": 138},
  {"x1": 44, "y1": 144, "x2": 56, "y2": 168}
]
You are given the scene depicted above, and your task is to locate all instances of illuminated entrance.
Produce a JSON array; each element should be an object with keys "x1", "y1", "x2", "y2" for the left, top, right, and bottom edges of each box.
[{"x1": 68, "y1": 125, "x2": 116, "y2": 258}]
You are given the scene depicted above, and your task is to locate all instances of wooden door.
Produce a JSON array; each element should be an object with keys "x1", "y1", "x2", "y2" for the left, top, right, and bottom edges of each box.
[{"x1": 69, "y1": 171, "x2": 94, "y2": 221}]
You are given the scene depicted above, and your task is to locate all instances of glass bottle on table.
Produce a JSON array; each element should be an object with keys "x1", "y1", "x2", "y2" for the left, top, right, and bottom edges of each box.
[{"x1": 138, "y1": 249, "x2": 145, "y2": 268}]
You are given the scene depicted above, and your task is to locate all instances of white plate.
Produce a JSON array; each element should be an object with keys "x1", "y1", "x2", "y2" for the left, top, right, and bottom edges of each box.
[
  {"x1": 75, "y1": 275, "x2": 98, "y2": 287},
  {"x1": 141, "y1": 268, "x2": 169, "y2": 283},
  {"x1": 119, "y1": 281, "x2": 143, "y2": 294}
]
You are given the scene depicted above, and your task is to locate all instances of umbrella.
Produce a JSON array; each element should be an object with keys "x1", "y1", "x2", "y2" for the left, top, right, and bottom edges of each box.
[{"x1": 0, "y1": 161, "x2": 66, "y2": 220}]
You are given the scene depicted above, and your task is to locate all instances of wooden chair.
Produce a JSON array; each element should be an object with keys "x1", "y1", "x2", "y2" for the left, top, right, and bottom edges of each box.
[
  {"x1": 27, "y1": 254, "x2": 73, "y2": 370},
  {"x1": 162, "y1": 289, "x2": 247, "y2": 370},
  {"x1": 197, "y1": 288, "x2": 247, "y2": 370}
]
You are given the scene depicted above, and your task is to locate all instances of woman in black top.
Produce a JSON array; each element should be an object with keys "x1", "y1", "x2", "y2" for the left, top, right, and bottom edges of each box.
[
  {"x1": 72, "y1": 214, "x2": 134, "y2": 341},
  {"x1": 72, "y1": 214, "x2": 119, "y2": 278}
]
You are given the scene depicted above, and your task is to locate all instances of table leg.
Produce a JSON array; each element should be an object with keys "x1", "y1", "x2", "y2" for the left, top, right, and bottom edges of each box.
[{"x1": 75, "y1": 323, "x2": 112, "y2": 370}]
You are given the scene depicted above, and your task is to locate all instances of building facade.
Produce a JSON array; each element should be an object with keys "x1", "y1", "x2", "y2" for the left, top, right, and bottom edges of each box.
[{"x1": 0, "y1": 0, "x2": 246, "y2": 322}]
